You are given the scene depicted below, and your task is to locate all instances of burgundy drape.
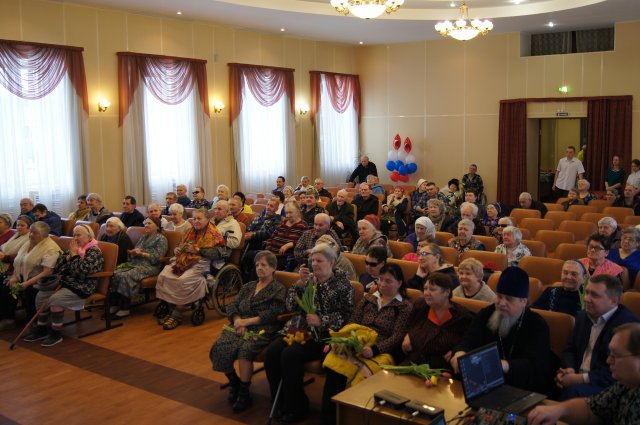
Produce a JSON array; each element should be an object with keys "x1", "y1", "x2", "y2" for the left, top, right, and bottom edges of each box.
[
  {"x1": 0, "y1": 39, "x2": 89, "y2": 113},
  {"x1": 309, "y1": 71, "x2": 361, "y2": 125},
  {"x1": 497, "y1": 101, "x2": 528, "y2": 205},
  {"x1": 228, "y1": 63, "x2": 295, "y2": 125},
  {"x1": 118, "y1": 52, "x2": 209, "y2": 126},
  {"x1": 586, "y1": 97, "x2": 632, "y2": 190}
]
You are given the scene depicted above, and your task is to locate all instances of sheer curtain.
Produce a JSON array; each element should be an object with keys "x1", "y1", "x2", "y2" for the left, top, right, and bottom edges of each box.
[
  {"x1": 118, "y1": 53, "x2": 212, "y2": 204},
  {"x1": 229, "y1": 64, "x2": 296, "y2": 193},
  {"x1": 0, "y1": 40, "x2": 88, "y2": 218}
]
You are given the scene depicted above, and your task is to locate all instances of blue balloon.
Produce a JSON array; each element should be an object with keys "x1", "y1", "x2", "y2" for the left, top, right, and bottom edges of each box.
[
  {"x1": 398, "y1": 165, "x2": 408, "y2": 176},
  {"x1": 395, "y1": 160, "x2": 404, "y2": 170},
  {"x1": 407, "y1": 163, "x2": 418, "y2": 174},
  {"x1": 386, "y1": 160, "x2": 396, "y2": 172}
]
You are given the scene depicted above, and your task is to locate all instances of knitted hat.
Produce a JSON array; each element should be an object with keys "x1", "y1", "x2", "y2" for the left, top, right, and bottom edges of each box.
[
  {"x1": 415, "y1": 216, "x2": 435, "y2": 235},
  {"x1": 363, "y1": 214, "x2": 381, "y2": 230},
  {"x1": 416, "y1": 179, "x2": 427, "y2": 189},
  {"x1": 489, "y1": 202, "x2": 502, "y2": 215},
  {"x1": 496, "y1": 267, "x2": 529, "y2": 299}
]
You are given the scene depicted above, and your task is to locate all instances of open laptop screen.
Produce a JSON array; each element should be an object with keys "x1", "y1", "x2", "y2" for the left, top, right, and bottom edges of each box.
[{"x1": 458, "y1": 343, "x2": 505, "y2": 400}]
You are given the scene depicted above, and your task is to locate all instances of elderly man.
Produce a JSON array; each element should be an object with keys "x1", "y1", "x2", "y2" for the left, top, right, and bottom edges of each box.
[
  {"x1": 294, "y1": 176, "x2": 313, "y2": 194},
  {"x1": 326, "y1": 189, "x2": 355, "y2": 243},
  {"x1": 532, "y1": 260, "x2": 587, "y2": 317},
  {"x1": 294, "y1": 213, "x2": 341, "y2": 266},
  {"x1": 519, "y1": 192, "x2": 548, "y2": 217},
  {"x1": 314, "y1": 178, "x2": 332, "y2": 200},
  {"x1": 13, "y1": 198, "x2": 35, "y2": 228},
  {"x1": 86, "y1": 193, "x2": 112, "y2": 224},
  {"x1": 272, "y1": 176, "x2": 286, "y2": 195},
  {"x1": 351, "y1": 183, "x2": 379, "y2": 221},
  {"x1": 189, "y1": 186, "x2": 211, "y2": 209},
  {"x1": 302, "y1": 188, "x2": 326, "y2": 227},
  {"x1": 32, "y1": 204, "x2": 62, "y2": 236},
  {"x1": 446, "y1": 202, "x2": 486, "y2": 236},
  {"x1": 176, "y1": 184, "x2": 191, "y2": 207},
  {"x1": 598, "y1": 216, "x2": 622, "y2": 250},
  {"x1": 553, "y1": 146, "x2": 585, "y2": 198},
  {"x1": 348, "y1": 155, "x2": 378, "y2": 184},
  {"x1": 619, "y1": 184, "x2": 640, "y2": 213},
  {"x1": 212, "y1": 184, "x2": 230, "y2": 204},
  {"x1": 557, "y1": 274, "x2": 638, "y2": 400},
  {"x1": 425, "y1": 181, "x2": 448, "y2": 204},
  {"x1": 229, "y1": 198, "x2": 251, "y2": 228},
  {"x1": 163, "y1": 192, "x2": 177, "y2": 215},
  {"x1": 120, "y1": 196, "x2": 145, "y2": 227},
  {"x1": 529, "y1": 322, "x2": 640, "y2": 425},
  {"x1": 241, "y1": 198, "x2": 282, "y2": 278},
  {"x1": 367, "y1": 175, "x2": 385, "y2": 195},
  {"x1": 451, "y1": 267, "x2": 552, "y2": 394},
  {"x1": 462, "y1": 164, "x2": 484, "y2": 199},
  {"x1": 210, "y1": 200, "x2": 242, "y2": 270}
]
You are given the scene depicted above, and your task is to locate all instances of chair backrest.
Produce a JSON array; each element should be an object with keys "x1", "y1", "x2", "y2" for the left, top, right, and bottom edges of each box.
[
  {"x1": 61, "y1": 218, "x2": 76, "y2": 236},
  {"x1": 544, "y1": 211, "x2": 577, "y2": 229},
  {"x1": 554, "y1": 243, "x2": 588, "y2": 261},
  {"x1": 519, "y1": 256, "x2": 565, "y2": 286},
  {"x1": 125, "y1": 226, "x2": 146, "y2": 246},
  {"x1": 406, "y1": 288, "x2": 423, "y2": 304},
  {"x1": 474, "y1": 235, "x2": 498, "y2": 252},
  {"x1": 521, "y1": 239, "x2": 547, "y2": 257},
  {"x1": 509, "y1": 208, "x2": 541, "y2": 224},
  {"x1": 452, "y1": 296, "x2": 489, "y2": 314},
  {"x1": 94, "y1": 241, "x2": 119, "y2": 296},
  {"x1": 534, "y1": 230, "x2": 575, "y2": 256},
  {"x1": 337, "y1": 182, "x2": 355, "y2": 189},
  {"x1": 54, "y1": 236, "x2": 72, "y2": 252},
  {"x1": 245, "y1": 212, "x2": 255, "y2": 223},
  {"x1": 602, "y1": 207, "x2": 635, "y2": 224},
  {"x1": 557, "y1": 220, "x2": 597, "y2": 242},
  {"x1": 255, "y1": 198, "x2": 269, "y2": 205},
  {"x1": 486, "y1": 272, "x2": 543, "y2": 305},
  {"x1": 531, "y1": 308, "x2": 575, "y2": 358},
  {"x1": 184, "y1": 208, "x2": 196, "y2": 218},
  {"x1": 245, "y1": 198, "x2": 254, "y2": 205},
  {"x1": 255, "y1": 193, "x2": 265, "y2": 199},
  {"x1": 388, "y1": 240, "x2": 414, "y2": 259},
  {"x1": 440, "y1": 246, "x2": 459, "y2": 266},
  {"x1": 461, "y1": 250, "x2": 508, "y2": 271},
  {"x1": 518, "y1": 227, "x2": 532, "y2": 240},
  {"x1": 621, "y1": 292, "x2": 640, "y2": 318},
  {"x1": 624, "y1": 215, "x2": 640, "y2": 226},
  {"x1": 342, "y1": 252, "x2": 366, "y2": 277},
  {"x1": 435, "y1": 231, "x2": 454, "y2": 246},
  {"x1": 635, "y1": 271, "x2": 640, "y2": 291},
  {"x1": 163, "y1": 230, "x2": 183, "y2": 259},
  {"x1": 387, "y1": 258, "x2": 419, "y2": 282},
  {"x1": 519, "y1": 218, "x2": 554, "y2": 238},
  {"x1": 588, "y1": 199, "x2": 613, "y2": 212},
  {"x1": 320, "y1": 196, "x2": 331, "y2": 204},
  {"x1": 544, "y1": 203, "x2": 564, "y2": 212},
  {"x1": 275, "y1": 271, "x2": 300, "y2": 289},
  {"x1": 579, "y1": 212, "x2": 607, "y2": 225},
  {"x1": 556, "y1": 197, "x2": 569, "y2": 204},
  {"x1": 351, "y1": 281, "x2": 365, "y2": 307},
  {"x1": 326, "y1": 187, "x2": 339, "y2": 198},
  {"x1": 74, "y1": 221, "x2": 100, "y2": 238},
  {"x1": 97, "y1": 223, "x2": 107, "y2": 240},
  {"x1": 250, "y1": 204, "x2": 266, "y2": 214},
  {"x1": 567, "y1": 205, "x2": 598, "y2": 220}
]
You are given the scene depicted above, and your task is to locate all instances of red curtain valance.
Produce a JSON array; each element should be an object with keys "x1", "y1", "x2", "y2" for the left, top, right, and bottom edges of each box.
[
  {"x1": 228, "y1": 63, "x2": 295, "y2": 124},
  {"x1": 0, "y1": 39, "x2": 89, "y2": 113},
  {"x1": 310, "y1": 71, "x2": 361, "y2": 125},
  {"x1": 118, "y1": 52, "x2": 209, "y2": 126}
]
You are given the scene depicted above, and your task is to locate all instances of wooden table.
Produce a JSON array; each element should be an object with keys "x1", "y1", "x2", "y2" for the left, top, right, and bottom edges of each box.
[{"x1": 332, "y1": 370, "x2": 468, "y2": 425}]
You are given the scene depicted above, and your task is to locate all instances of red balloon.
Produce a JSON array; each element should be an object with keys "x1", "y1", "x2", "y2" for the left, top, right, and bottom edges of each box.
[
  {"x1": 399, "y1": 173, "x2": 410, "y2": 182},
  {"x1": 393, "y1": 134, "x2": 402, "y2": 151},
  {"x1": 390, "y1": 171, "x2": 400, "y2": 182},
  {"x1": 404, "y1": 137, "x2": 412, "y2": 153}
]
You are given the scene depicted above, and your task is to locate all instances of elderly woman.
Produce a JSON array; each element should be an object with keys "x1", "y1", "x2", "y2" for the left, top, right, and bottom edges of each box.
[
  {"x1": 381, "y1": 186, "x2": 408, "y2": 238},
  {"x1": 453, "y1": 258, "x2": 496, "y2": 302},
  {"x1": 315, "y1": 235, "x2": 356, "y2": 281},
  {"x1": 321, "y1": 263, "x2": 412, "y2": 425},
  {"x1": 0, "y1": 214, "x2": 16, "y2": 255},
  {"x1": 483, "y1": 202, "x2": 502, "y2": 235},
  {"x1": 607, "y1": 227, "x2": 640, "y2": 283},
  {"x1": 326, "y1": 189, "x2": 356, "y2": 243},
  {"x1": 495, "y1": 226, "x2": 531, "y2": 267},
  {"x1": 410, "y1": 179, "x2": 429, "y2": 220},
  {"x1": 110, "y1": 217, "x2": 168, "y2": 319},
  {"x1": 404, "y1": 216, "x2": 436, "y2": 251},
  {"x1": 440, "y1": 178, "x2": 462, "y2": 217},
  {"x1": 532, "y1": 260, "x2": 587, "y2": 317},
  {"x1": 67, "y1": 195, "x2": 90, "y2": 221},
  {"x1": 598, "y1": 216, "x2": 622, "y2": 250},
  {"x1": 265, "y1": 201, "x2": 308, "y2": 271},
  {"x1": 579, "y1": 234, "x2": 624, "y2": 282},
  {"x1": 155, "y1": 208, "x2": 226, "y2": 330},
  {"x1": 577, "y1": 179, "x2": 596, "y2": 204},
  {"x1": 86, "y1": 192, "x2": 112, "y2": 224},
  {"x1": 294, "y1": 176, "x2": 312, "y2": 193},
  {"x1": 352, "y1": 215, "x2": 392, "y2": 257},
  {"x1": 561, "y1": 188, "x2": 584, "y2": 211},
  {"x1": 0, "y1": 221, "x2": 62, "y2": 330},
  {"x1": 99, "y1": 217, "x2": 134, "y2": 265},
  {"x1": 359, "y1": 246, "x2": 388, "y2": 291},
  {"x1": 283, "y1": 186, "x2": 295, "y2": 203},
  {"x1": 210, "y1": 251, "x2": 286, "y2": 413},
  {"x1": 447, "y1": 202, "x2": 487, "y2": 236},
  {"x1": 265, "y1": 243, "x2": 354, "y2": 423},
  {"x1": 426, "y1": 199, "x2": 450, "y2": 232},
  {"x1": 25, "y1": 224, "x2": 104, "y2": 347},
  {"x1": 491, "y1": 217, "x2": 513, "y2": 244},
  {"x1": 164, "y1": 203, "x2": 192, "y2": 232},
  {"x1": 448, "y1": 219, "x2": 486, "y2": 262},
  {"x1": 0, "y1": 215, "x2": 32, "y2": 275},
  {"x1": 146, "y1": 203, "x2": 168, "y2": 229},
  {"x1": 402, "y1": 272, "x2": 473, "y2": 369},
  {"x1": 212, "y1": 184, "x2": 230, "y2": 205},
  {"x1": 407, "y1": 243, "x2": 460, "y2": 290}
]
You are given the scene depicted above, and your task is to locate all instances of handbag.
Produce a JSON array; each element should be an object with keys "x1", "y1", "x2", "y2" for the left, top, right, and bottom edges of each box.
[{"x1": 34, "y1": 274, "x2": 63, "y2": 291}]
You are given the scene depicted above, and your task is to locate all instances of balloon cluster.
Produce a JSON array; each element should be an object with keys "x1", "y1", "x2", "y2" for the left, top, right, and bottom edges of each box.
[{"x1": 386, "y1": 134, "x2": 418, "y2": 182}]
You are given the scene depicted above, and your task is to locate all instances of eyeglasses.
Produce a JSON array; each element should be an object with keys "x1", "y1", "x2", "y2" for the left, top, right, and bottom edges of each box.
[
  {"x1": 192, "y1": 191, "x2": 200, "y2": 194},
  {"x1": 607, "y1": 351, "x2": 639, "y2": 361},
  {"x1": 497, "y1": 224, "x2": 509, "y2": 228},
  {"x1": 587, "y1": 245, "x2": 605, "y2": 251},
  {"x1": 419, "y1": 251, "x2": 436, "y2": 257},
  {"x1": 365, "y1": 261, "x2": 380, "y2": 267}
]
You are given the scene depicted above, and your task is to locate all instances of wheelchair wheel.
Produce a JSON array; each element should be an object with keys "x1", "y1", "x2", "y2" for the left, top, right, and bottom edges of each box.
[
  {"x1": 153, "y1": 300, "x2": 169, "y2": 318},
  {"x1": 210, "y1": 265, "x2": 243, "y2": 316},
  {"x1": 191, "y1": 305, "x2": 205, "y2": 326}
]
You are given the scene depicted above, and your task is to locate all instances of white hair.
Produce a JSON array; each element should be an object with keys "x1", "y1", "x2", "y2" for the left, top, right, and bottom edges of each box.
[
  {"x1": 598, "y1": 216, "x2": 618, "y2": 228},
  {"x1": 168, "y1": 203, "x2": 184, "y2": 215},
  {"x1": 458, "y1": 218, "x2": 475, "y2": 231},
  {"x1": 460, "y1": 202, "x2": 478, "y2": 218}
]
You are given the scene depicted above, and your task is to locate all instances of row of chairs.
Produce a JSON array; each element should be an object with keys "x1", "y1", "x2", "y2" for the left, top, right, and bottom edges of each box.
[{"x1": 510, "y1": 206, "x2": 638, "y2": 226}]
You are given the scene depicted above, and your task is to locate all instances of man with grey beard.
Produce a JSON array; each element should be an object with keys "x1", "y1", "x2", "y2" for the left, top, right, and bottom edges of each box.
[{"x1": 450, "y1": 267, "x2": 552, "y2": 394}]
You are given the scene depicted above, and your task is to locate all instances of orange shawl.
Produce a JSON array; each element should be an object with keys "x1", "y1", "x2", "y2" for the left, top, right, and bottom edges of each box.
[{"x1": 172, "y1": 222, "x2": 225, "y2": 276}]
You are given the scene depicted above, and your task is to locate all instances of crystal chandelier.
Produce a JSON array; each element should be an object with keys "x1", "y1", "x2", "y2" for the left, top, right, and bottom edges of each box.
[
  {"x1": 330, "y1": 0, "x2": 404, "y2": 20},
  {"x1": 435, "y1": 2, "x2": 493, "y2": 41}
]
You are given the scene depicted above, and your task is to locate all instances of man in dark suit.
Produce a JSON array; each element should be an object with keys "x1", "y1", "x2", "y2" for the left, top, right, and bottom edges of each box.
[
  {"x1": 558, "y1": 274, "x2": 638, "y2": 400},
  {"x1": 518, "y1": 192, "x2": 548, "y2": 217}
]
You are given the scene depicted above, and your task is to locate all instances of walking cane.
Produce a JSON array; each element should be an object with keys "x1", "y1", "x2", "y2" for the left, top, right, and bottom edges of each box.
[
  {"x1": 267, "y1": 379, "x2": 283, "y2": 425},
  {"x1": 9, "y1": 299, "x2": 50, "y2": 350}
]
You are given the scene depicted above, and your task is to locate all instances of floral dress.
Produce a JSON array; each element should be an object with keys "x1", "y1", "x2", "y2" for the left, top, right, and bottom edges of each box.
[{"x1": 112, "y1": 232, "x2": 168, "y2": 298}]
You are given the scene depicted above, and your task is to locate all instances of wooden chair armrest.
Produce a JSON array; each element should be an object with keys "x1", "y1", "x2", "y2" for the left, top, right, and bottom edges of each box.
[
  {"x1": 88, "y1": 271, "x2": 113, "y2": 278},
  {"x1": 277, "y1": 312, "x2": 296, "y2": 322}
]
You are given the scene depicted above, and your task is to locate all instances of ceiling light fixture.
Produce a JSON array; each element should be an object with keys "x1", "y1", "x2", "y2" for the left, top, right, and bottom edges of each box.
[
  {"x1": 547, "y1": 22, "x2": 555, "y2": 27},
  {"x1": 434, "y1": 1, "x2": 493, "y2": 41},
  {"x1": 330, "y1": 0, "x2": 404, "y2": 20}
]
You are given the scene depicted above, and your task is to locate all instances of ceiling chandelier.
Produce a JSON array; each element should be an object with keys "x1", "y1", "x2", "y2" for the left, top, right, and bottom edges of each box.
[
  {"x1": 330, "y1": 0, "x2": 404, "y2": 20},
  {"x1": 434, "y1": 1, "x2": 493, "y2": 41}
]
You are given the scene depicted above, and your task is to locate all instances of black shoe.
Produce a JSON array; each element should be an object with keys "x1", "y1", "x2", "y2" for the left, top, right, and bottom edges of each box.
[
  {"x1": 226, "y1": 372, "x2": 241, "y2": 404},
  {"x1": 23, "y1": 326, "x2": 48, "y2": 342},
  {"x1": 232, "y1": 381, "x2": 252, "y2": 413},
  {"x1": 279, "y1": 410, "x2": 309, "y2": 424},
  {"x1": 40, "y1": 334, "x2": 63, "y2": 347}
]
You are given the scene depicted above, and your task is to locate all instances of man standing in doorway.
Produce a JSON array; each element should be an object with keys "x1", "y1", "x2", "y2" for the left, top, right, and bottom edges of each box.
[{"x1": 553, "y1": 146, "x2": 585, "y2": 199}]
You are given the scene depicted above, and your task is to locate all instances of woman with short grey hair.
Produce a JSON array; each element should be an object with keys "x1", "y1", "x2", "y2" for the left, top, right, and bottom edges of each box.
[
  {"x1": 598, "y1": 216, "x2": 622, "y2": 249},
  {"x1": 86, "y1": 192, "x2": 112, "y2": 224},
  {"x1": 165, "y1": 203, "x2": 192, "y2": 232},
  {"x1": 607, "y1": 227, "x2": 640, "y2": 283},
  {"x1": 577, "y1": 179, "x2": 596, "y2": 204},
  {"x1": 495, "y1": 226, "x2": 531, "y2": 266},
  {"x1": 99, "y1": 216, "x2": 134, "y2": 265}
]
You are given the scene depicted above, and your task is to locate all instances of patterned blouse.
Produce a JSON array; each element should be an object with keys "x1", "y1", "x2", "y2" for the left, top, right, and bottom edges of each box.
[
  {"x1": 448, "y1": 237, "x2": 485, "y2": 262},
  {"x1": 265, "y1": 220, "x2": 308, "y2": 254},
  {"x1": 587, "y1": 382, "x2": 640, "y2": 425},
  {"x1": 226, "y1": 279, "x2": 287, "y2": 336},
  {"x1": 495, "y1": 242, "x2": 531, "y2": 267},
  {"x1": 56, "y1": 246, "x2": 105, "y2": 298}
]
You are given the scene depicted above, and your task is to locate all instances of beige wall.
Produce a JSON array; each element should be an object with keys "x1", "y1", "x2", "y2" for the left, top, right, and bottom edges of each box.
[
  {"x1": 357, "y1": 22, "x2": 640, "y2": 202},
  {"x1": 0, "y1": 0, "x2": 357, "y2": 209}
]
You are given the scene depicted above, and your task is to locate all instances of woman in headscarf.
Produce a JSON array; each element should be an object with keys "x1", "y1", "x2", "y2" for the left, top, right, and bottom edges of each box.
[
  {"x1": 0, "y1": 214, "x2": 27, "y2": 275},
  {"x1": 404, "y1": 216, "x2": 436, "y2": 251},
  {"x1": 99, "y1": 217, "x2": 134, "y2": 265},
  {"x1": 482, "y1": 202, "x2": 502, "y2": 236}
]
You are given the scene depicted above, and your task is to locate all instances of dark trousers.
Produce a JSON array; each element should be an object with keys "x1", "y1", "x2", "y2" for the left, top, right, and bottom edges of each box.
[
  {"x1": 554, "y1": 188, "x2": 569, "y2": 200},
  {"x1": 321, "y1": 368, "x2": 348, "y2": 425},
  {"x1": 0, "y1": 284, "x2": 37, "y2": 320},
  {"x1": 264, "y1": 337, "x2": 324, "y2": 415}
]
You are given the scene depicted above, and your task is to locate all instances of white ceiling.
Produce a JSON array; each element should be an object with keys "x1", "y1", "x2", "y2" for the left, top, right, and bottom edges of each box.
[{"x1": 70, "y1": 0, "x2": 640, "y2": 45}]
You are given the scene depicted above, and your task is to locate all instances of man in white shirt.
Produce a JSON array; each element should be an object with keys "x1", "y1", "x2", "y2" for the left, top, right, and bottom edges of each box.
[{"x1": 553, "y1": 146, "x2": 585, "y2": 199}]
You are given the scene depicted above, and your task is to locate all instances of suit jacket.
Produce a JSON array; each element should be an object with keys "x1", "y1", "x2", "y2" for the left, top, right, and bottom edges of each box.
[{"x1": 563, "y1": 305, "x2": 638, "y2": 389}]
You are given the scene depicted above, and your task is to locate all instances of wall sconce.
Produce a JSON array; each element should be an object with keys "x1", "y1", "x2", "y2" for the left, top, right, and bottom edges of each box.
[
  {"x1": 298, "y1": 104, "x2": 310, "y2": 116},
  {"x1": 213, "y1": 102, "x2": 225, "y2": 114},
  {"x1": 558, "y1": 86, "x2": 570, "y2": 94},
  {"x1": 98, "y1": 99, "x2": 111, "y2": 112}
]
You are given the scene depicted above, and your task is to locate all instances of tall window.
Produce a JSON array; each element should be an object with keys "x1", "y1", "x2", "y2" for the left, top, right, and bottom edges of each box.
[
  {"x1": 310, "y1": 71, "x2": 360, "y2": 185},
  {"x1": 229, "y1": 64, "x2": 296, "y2": 193},
  {"x1": 118, "y1": 53, "x2": 212, "y2": 204},
  {"x1": 0, "y1": 40, "x2": 88, "y2": 218}
]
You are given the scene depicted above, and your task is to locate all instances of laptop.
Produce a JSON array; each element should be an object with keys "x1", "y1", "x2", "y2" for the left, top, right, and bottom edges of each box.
[{"x1": 458, "y1": 342, "x2": 546, "y2": 413}]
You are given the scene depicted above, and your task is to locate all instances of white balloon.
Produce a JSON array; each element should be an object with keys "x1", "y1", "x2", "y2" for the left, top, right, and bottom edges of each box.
[
  {"x1": 387, "y1": 150, "x2": 398, "y2": 161},
  {"x1": 405, "y1": 154, "x2": 416, "y2": 164},
  {"x1": 397, "y1": 150, "x2": 407, "y2": 161}
]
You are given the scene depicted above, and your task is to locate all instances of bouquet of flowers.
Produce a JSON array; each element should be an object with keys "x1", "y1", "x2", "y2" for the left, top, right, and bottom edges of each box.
[
  {"x1": 9, "y1": 282, "x2": 23, "y2": 300},
  {"x1": 223, "y1": 324, "x2": 267, "y2": 342},
  {"x1": 294, "y1": 275, "x2": 319, "y2": 340},
  {"x1": 381, "y1": 363, "x2": 452, "y2": 388},
  {"x1": 283, "y1": 326, "x2": 312, "y2": 346},
  {"x1": 579, "y1": 275, "x2": 589, "y2": 310},
  {"x1": 323, "y1": 329, "x2": 364, "y2": 357}
]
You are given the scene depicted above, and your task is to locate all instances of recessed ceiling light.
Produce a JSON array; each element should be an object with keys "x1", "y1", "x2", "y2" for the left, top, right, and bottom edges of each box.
[
  {"x1": 547, "y1": 22, "x2": 555, "y2": 27},
  {"x1": 512, "y1": 0, "x2": 522, "y2": 4},
  {"x1": 359, "y1": 41, "x2": 364, "y2": 45},
  {"x1": 450, "y1": 2, "x2": 456, "y2": 7},
  {"x1": 176, "y1": 11, "x2": 182, "y2": 15},
  {"x1": 280, "y1": 28, "x2": 285, "y2": 32}
]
